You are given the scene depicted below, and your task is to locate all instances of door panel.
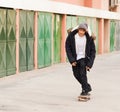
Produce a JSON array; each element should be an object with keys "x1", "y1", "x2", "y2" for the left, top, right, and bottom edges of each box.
[
  {"x1": 96, "y1": 19, "x2": 99, "y2": 53},
  {"x1": 0, "y1": 9, "x2": 6, "y2": 77},
  {"x1": 110, "y1": 21, "x2": 115, "y2": 51},
  {"x1": 38, "y1": 13, "x2": 52, "y2": 68},
  {"x1": 71, "y1": 16, "x2": 77, "y2": 28},
  {"x1": 38, "y1": 12, "x2": 45, "y2": 68},
  {"x1": 115, "y1": 21, "x2": 120, "y2": 50},
  {"x1": 78, "y1": 16, "x2": 87, "y2": 24},
  {"x1": 66, "y1": 16, "x2": 72, "y2": 32},
  {"x1": 6, "y1": 9, "x2": 16, "y2": 75},
  {"x1": 19, "y1": 10, "x2": 27, "y2": 72},
  {"x1": 54, "y1": 15, "x2": 61, "y2": 63},
  {"x1": 44, "y1": 13, "x2": 52, "y2": 66},
  {"x1": 26, "y1": 11, "x2": 34, "y2": 70}
]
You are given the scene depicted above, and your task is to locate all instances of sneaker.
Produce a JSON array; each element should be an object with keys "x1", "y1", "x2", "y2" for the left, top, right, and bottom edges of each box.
[
  {"x1": 80, "y1": 90, "x2": 90, "y2": 96},
  {"x1": 85, "y1": 85, "x2": 92, "y2": 93}
]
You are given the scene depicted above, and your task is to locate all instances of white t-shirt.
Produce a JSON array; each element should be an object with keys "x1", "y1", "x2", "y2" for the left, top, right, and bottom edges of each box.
[{"x1": 75, "y1": 33, "x2": 86, "y2": 60}]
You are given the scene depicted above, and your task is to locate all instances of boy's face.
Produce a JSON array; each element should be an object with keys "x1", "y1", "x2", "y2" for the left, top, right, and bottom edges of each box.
[{"x1": 78, "y1": 29, "x2": 86, "y2": 37}]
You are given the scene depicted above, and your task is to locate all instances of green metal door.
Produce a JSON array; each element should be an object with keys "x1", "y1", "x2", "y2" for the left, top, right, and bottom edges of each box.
[
  {"x1": 26, "y1": 11, "x2": 34, "y2": 70},
  {"x1": 78, "y1": 16, "x2": 87, "y2": 24},
  {"x1": 87, "y1": 17, "x2": 96, "y2": 33},
  {"x1": 71, "y1": 16, "x2": 77, "y2": 28},
  {"x1": 115, "y1": 21, "x2": 120, "y2": 50},
  {"x1": 6, "y1": 9, "x2": 16, "y2": 76},
  {"x1": 88, "y1": 18, "x2": 99, "y2": 53},
  {"x1": 38, "y1": 12, "x2": 45, "y2": 68},
  {"x1": 0, "y1": 9, "x2": 6, "y2": 77},
  {"x1": 117, "y1": 21, "x2": 120, "y2": 50},
  {"x1": 54, "y1": 14, "x2": 61, "y2": 63},
  {"x1": 96, "y1": 19, "x2": 99, "y2": 53},
  {"x1": 66, "y1": 15, "x2": 77, "y2": 33},
  {"x1": 44, "y1": 13, "x2": 52, "y2": 67},
  {"x1": 66, "y1": 16, "x2": 72, "y2": 31},
  {"x1": 110, "y1": 21, "x2": 115, "y2": 52},
  {"x1": 66, "y1": 16, "x2": 77, "y2": 61},
  {"x1": 66, "y1": 16, "x2": 72, "y2": 61},
  {"x1": 38, "y1": 12, "x2": 52, "y2": 68},
  {"x1": 19, "y1": 10, "x2": 34, "y2": 72},
  {"x1": 19, "y1": 10, "x2": 27, "y2": 72}
]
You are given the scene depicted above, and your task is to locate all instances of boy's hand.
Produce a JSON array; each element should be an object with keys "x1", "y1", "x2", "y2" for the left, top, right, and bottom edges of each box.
[
  {"x1": 72, "y1": 62, "x2": 77, "y2": 66},
  {"x1": 86, "y1": 66, "x2": 90, "y2": 71}
]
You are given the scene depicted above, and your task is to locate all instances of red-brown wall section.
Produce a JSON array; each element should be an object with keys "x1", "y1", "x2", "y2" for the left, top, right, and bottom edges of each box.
[{"x1": 84, "y1": 0, "x2": 92, "y2": 7}]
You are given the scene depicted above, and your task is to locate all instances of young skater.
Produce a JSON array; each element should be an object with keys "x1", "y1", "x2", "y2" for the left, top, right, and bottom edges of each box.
[{"x1": 65, "y1": 23, "x2": 96, "y2": 96}]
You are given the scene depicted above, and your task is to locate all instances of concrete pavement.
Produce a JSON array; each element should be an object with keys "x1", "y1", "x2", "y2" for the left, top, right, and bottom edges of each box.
[{"x1": 0, "y1": 51, "x2": 120, "y2": 112}]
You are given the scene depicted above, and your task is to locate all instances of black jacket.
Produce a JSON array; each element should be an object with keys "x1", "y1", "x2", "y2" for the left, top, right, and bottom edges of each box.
[{"x1": 65, "y1": 29, "x2": 96, "y2": 68}]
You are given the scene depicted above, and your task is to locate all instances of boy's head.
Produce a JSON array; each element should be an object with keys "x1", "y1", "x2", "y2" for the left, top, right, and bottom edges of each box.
[{"x1": 77, "y1": 23, "x2": 87, "y2": 36}]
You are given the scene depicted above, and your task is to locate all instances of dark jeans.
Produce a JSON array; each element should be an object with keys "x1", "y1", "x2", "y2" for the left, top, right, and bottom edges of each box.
[{"x1": 72, "y1": 58, "x2": 91, "y2": 93}]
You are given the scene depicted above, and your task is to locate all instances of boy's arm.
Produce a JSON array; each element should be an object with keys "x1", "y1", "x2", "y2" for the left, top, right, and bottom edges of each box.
[
  {"x1": 65, "y1": 35, "x2": 76, "y2": 64},
  {"x1": 87, "y1": 39, "x2": 96, "y2": 68}
]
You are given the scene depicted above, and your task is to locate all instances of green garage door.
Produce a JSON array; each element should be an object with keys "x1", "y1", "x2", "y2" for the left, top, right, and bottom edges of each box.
[
  {"x1": 54, "y1": 14, "x2": 61, "y2": 63},
  {"x1": 19, "y1": 11, "x2": 27, "y2": 72},
  {"x1": 0, "y1": 9, "x2": 6, "y2": 77},
  {"x1": 110, "y1": 21, "x2": 115, "y2": 52},
  {"x1": 38, "y1": 12, "x2": 52, "y2": 68},
  {"x1": 78, "y1": 16, "x2": 87, "y2": 24},
  {"x1": 66, "y1": 16, "x2": 77, "y2": 61},
  {"x1": 19, "y1": 10, "x2": 34, "y2": 72},
  {"x1": 87, "y1": 17, "x2": 96, "y2": 33},
  {"x1": 44, "y1": 14, "x2": 52, "y2": 67},
  {"x1": 66, "y1": 15, "x2": 77, "y2": 32},
  {"x1": 115, "y1": 21, "x2": 120, "y2": 50},
  {"x1": 87, "y1": 17, "x2": 99, "y2": 53},
  {"x1": 38, "y1": 13, "x2": 45, "y2": 68},
  {"x1": 6, "y1": 9, "x2": 16, "y2": 76},
  {"x1": 66, "y1": 16, "x2": 72, "y2": 31},
  {"x1": 96, "y1": 19, "x2": 99, "y2": 53},
  {"x1": 71, "y1": 16, "x2": 77, "y2": 28},
  {"x1": 66, "y1": 16, "x2": 72, "y2": 61}
]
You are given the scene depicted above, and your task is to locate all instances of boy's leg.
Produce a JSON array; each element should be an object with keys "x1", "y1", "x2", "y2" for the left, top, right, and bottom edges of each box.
[
  {"x1": 79, "y1": 61, "x2": 92, "y2": 93},
  {"x1": 72, "y1": 59, "x2": 92, "y2": 93},
  {"x1": 72, "y1": 64, "x2": 81, "y2": 84},
  {"x1": 72, "y1": 65, "x2": 82, "y2": 84}
]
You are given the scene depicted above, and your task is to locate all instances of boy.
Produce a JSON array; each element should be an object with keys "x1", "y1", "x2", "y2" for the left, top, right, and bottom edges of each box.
[{"x1": 65, "y1": 23, "x2": 96, "y2": 96}]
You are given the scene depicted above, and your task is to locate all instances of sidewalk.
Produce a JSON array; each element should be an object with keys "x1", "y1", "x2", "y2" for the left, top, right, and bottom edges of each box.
[{"x1": 0, "y1": 51, "x2": 120, "y2": 112}]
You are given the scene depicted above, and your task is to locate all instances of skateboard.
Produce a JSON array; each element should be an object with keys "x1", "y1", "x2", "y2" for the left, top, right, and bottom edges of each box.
[{"x1": 78, "y1": 95, "x2": 90, "y2": 102}]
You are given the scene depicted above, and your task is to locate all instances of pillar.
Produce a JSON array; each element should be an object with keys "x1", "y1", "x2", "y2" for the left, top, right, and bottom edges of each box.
[
  {"x1": 61, "y1": 14, "x2": 66, "y2": 63},
  {"x1": 16, "y1": 9, "x2": 19, "y2": 74},
  {"x1": 104, "y1": 19, "x2": 110, "y2": 53},
  {"x1": 98, "y1": 18, "x2": 104, "y2": 54}
]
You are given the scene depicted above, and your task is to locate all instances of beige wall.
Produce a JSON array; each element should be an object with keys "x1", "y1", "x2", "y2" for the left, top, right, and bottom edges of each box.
[
  {"x1": 50, "y1": 0, "x2": 84, "y2": 6},
  {"x1": 101, "y1": 0, "x2": 109, "y2": 10},
  {"x1": 51, "y1": 0, "x2": 110, "y2": 11},
  {"x1": 92, "y1": 0, "x2": 109, "y2": 10},
  {"x1": 116, "y1": 5, "x2": 120, "y2": 12}
]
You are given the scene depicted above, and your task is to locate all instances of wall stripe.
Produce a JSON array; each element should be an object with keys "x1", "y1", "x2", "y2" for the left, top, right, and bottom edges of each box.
[
  {"x1": 61, "y1": 15, "x2": 66, "y2": 63},
  {"x1": 16, "y1": 9, "x2": 19, "y2": 74},
  {"x1": 98, "y1": 18, "x2": 104, "y2": 54},
  {"x1": 34, "y1": 11, "x2": 38, "y2": 69}
]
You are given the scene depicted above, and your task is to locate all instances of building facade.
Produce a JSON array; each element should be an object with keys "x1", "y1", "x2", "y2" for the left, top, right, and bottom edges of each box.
[{"x1": 0, "y1": 0, "x2": 120, "y2": 77}]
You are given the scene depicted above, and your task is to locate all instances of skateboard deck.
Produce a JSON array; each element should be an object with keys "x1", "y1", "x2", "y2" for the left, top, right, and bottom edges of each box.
[{"x1": 78, "y1": 95, "x2": 90, "y2": 102}]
